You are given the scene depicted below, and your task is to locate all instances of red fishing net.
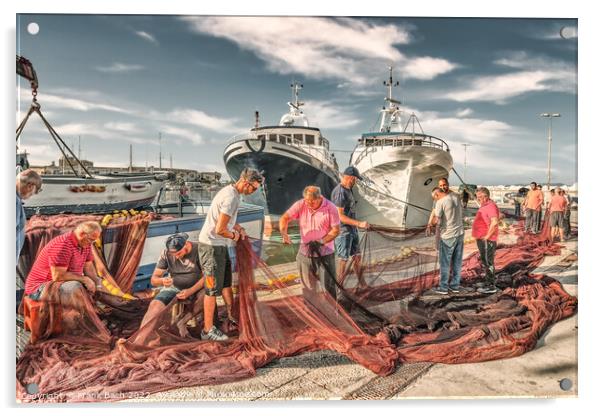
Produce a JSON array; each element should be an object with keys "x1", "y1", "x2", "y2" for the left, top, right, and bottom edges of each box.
[{"x1": 16, "y1": 210, "x2": 577, "y2": 402}]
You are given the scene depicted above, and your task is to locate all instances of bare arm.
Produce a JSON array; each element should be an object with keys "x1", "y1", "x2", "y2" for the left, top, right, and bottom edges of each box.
[
  {"x1": 215, "y1": 212, "x2": 239, "y2": 240},
  {"x1": 336, "y1": 207, "x2": 368, "y2": 229},
  {"x1": 91, "y1": 247, "x2": 119, "y2": 288},
  {"x1": 322, "y1": 224, "x2": 340, "y2": 244},
  {"x1": 279, "y1": 213, "x2": 292, "y2": 244},
  {"x1": 176, "y1": 274, "x2": 205, "y2": 300},
  {"x1": 483, "y1": 217, "x2": 499, "y2": 241},
  {"x1": 83, "y1": 261, "x2": 100, "y2": 283},
  {"x1": 150, "y1": 267, "x2": 170, "y2": 287},
  {"x1": 51, "y1": 265, "x2": 96, "y2": 292}
]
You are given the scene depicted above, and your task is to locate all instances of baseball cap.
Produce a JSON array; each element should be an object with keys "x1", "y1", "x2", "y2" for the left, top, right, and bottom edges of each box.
[
  {"x1": 343, "y1": 166, "x2": 363, "y2": 180},
  {"x1": 165, "y1": 233, "x2": 189, "y2": 251}
]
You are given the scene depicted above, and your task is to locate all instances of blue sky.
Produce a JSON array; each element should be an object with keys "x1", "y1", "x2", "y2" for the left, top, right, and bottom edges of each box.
[{"x1": 16, "y1": 15, "x2": 577, "y2": 185}]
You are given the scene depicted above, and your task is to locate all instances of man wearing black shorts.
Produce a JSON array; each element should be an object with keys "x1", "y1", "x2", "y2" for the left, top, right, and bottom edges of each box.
[{"x1": 197, "y1": 168, "x2": 263, "y2": 341}]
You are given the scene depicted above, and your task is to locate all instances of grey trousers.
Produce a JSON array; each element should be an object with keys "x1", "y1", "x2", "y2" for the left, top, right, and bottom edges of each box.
[
  {"x1": 296, "y1": 251, "x2": 337, "y2": 301},
  {"x1": 525, "y1": 208, "x2": 539, "y2": 233}
]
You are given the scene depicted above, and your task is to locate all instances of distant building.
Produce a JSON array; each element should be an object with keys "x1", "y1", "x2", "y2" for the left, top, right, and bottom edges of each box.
[{"x1": 32, "y1": 158, "x2": 222, "y2": 184}]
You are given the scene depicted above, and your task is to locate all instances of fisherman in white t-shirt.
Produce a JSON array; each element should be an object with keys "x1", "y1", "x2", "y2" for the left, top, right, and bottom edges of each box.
[{"x1": 197, "y1": 167, "x2": 264, "y2": 341}]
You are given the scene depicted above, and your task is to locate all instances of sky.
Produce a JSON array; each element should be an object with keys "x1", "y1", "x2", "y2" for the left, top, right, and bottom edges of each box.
[{"x1": 16, "y1": 15, "x2": 577, "y2": 185}]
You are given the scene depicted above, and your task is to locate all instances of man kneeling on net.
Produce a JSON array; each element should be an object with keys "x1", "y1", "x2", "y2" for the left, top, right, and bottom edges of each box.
[
  {"x1": 139, "y1": 233, "x2": 205, "y2": 333},
  {"x1": 24, "y1": 221, "x2": 102, "y2": 305}
]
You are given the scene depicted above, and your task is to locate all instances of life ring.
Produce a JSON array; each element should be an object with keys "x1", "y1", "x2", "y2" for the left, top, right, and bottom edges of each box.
[{"x1": 125, "y1": 182, "x2": 151, "y2": 193}]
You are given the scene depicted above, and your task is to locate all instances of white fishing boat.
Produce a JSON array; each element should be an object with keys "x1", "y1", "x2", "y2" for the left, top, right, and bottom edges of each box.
[
  {"x1": 22, "y1": 171, "x2": 169, "y2": 217},
  {"x1": 350, "y1": 67, "x2": 453, "y2": 228},
  {"x1": 223, "y1": 82, "x2": 339, "y2": 215}
]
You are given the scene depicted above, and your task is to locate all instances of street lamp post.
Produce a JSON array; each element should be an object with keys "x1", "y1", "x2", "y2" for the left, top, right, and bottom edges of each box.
[
  {"x1": 539, "y1": 113, "x2": 561, "y2": 190},
  {"x1": 461, "y1": 143, "x2": 471, "y2": 182}
]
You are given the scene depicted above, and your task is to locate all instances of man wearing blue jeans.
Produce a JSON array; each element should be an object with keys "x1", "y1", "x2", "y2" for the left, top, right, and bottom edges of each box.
[{"x1": 427, "y1": 186, "x2": 467, "y2": 295}]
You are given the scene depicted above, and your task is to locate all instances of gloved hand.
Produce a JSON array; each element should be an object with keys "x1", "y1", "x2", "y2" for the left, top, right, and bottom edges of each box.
[{"x1": 307, "y1": 240, "x2": 323, "y2": 254}]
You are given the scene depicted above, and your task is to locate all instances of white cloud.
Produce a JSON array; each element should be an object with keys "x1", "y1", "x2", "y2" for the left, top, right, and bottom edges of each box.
[
  {"x1": 401, "y1": 57, "x2": 457, "y2": 81},
  {"x1": 158, "y1": 124, "x2": 204, "y2": 145},
  {"x1": 421, "y1": 116, "x2": 514, "y2": 143},
  {"x1": 53, "y1": 122, "x2": 97, "y2": 136},
  {"x1": 455, "y1": 108, "x2": 473, "y2": 117},
  {"x1": 181, "y1": 16, "x2": 456, "y2": 86},
  {"x1": 17, "y1": 144, "x2": 57, "y2": 166},
  {"x1": 166, "y1": 109, "x2": 240, "y2": 133},
  {"x1": 442, "y1": 52, "x2": 576, "y2": 103},
  {"x1": 135, "y1": 30, "x2": 158, "y2": 44},
  {"x1": 95, "y1": 62, "x2": 145, "y2": 73},
  {"x1": 104, "y1": 122, "x2": 142, "y2": 134},
  {"x1": 302, "y1": 100, "x2": 363, "y2": 130},
  {"x1": 38, "y1": 92, "x2": 135, "y2": 114}
]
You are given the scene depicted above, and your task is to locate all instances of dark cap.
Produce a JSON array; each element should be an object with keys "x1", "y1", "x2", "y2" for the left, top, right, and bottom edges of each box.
[
  {"x1": 343, "y1": 166, "x2": 363, "y2": 180},
  {"x1": 165, "y1": 233, "x2": 189, "y2": 251}
]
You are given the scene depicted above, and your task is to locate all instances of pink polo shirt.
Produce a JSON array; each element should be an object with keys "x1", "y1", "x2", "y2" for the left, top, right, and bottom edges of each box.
[
  {"x1": 286, "y1": 197, "x2": 340, "y2": 257},
  {"x1": 472, "y1": 200, "x2": 500, "y2": 241},
  {"x1": 549, "y1": 195, "x2": 568, "y2": 212}
]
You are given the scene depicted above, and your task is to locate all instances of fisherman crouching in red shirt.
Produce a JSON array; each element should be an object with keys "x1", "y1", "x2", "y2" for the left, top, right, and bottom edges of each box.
[{"x1": 24, "y1": 221, "x2": 103, "y2": 302}]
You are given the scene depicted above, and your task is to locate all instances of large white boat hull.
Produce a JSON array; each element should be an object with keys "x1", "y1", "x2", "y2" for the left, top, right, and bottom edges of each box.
[{"x1": 351, "y1": 145, "x2": 453, "y2": 229}]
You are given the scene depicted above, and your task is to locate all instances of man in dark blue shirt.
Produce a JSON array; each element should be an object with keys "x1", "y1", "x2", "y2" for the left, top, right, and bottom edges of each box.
[{"x1": 331, "y1": 166, "x2": 370, "y2": 290}]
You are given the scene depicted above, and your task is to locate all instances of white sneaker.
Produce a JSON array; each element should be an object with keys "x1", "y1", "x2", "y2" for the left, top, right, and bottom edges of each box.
[{"x1": 201, "y1": 326, "x2": 228, "y2": 341}]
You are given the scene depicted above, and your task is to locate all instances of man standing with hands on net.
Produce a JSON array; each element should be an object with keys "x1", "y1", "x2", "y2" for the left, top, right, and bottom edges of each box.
[
  {"x1": 197, "y1": 167, "x2": 264, "y2": 341},
  {"x1": 280, "y1": 186, "x2": 340, "y2": 301},
  {"x1": 331, "y1": 166, "x2": 370, "y2": 290}
]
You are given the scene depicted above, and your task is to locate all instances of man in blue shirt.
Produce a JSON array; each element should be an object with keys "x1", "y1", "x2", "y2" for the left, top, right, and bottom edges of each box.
[
  {"x1": 16, "y1": 169, "x2": 42, "y2": 262},
  {"x1": 331, "y1": 166, "x2": 370, "y2": 290}
]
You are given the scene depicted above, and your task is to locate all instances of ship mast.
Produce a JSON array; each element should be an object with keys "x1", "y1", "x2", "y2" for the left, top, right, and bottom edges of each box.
[
  {"x1": 289, "y1": 81, "x2": 304, "y2": 113},
  {"x1": 380, "y1": 66, "x2": 401, "y2": 132}
]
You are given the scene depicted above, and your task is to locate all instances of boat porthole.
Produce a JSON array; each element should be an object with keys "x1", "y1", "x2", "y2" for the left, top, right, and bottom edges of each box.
[{"x1": 424, "y1": 178, "x2": 433, "y2": 186}]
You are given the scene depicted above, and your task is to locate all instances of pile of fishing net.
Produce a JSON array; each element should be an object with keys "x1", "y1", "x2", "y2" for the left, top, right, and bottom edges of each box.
[{"x1": 16, "y1": 212, "x2": 577, "y2": 402}]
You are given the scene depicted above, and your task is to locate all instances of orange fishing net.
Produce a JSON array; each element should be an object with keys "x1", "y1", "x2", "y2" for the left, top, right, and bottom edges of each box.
[{"x1": 16, "y1": 211, "x2": 577, "y2": 402}]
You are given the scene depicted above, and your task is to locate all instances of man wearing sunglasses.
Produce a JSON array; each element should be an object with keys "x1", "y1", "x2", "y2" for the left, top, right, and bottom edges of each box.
[
  {"x1": 16, "y1": 169, "x2": 42, "y2": 262},
  {"x1": 197, "y1": 167, "x2": 264, "y2": 341}
]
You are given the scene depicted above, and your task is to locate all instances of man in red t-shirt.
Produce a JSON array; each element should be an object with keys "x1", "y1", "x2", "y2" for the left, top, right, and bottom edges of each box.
[
  {"x1": 25, "y1": 221, "x2": 102, "y2": 302},
  {"x1": 549, "y1": 188, "x2": 568, "y2": 242},
  {"x1": 471, "y1": 187, "x2": 500, "y2": 294}
]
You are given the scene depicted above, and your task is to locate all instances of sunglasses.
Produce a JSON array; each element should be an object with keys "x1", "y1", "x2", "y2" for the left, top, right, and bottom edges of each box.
[{"x1": 247, "y1": 182, "x2": 260, "y2": 191}]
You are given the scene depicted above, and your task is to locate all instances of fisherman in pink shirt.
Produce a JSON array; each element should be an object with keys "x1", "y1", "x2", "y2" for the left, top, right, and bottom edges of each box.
[
  {"x1": 280, "y1": 185, "x2": 340, "y2": 300},
  {"x1": 472, "y1": 187, "x2": 500, "y2": 294},
  {"x1": 549, "y1": 187, "x2": 568, "y2": 242}
]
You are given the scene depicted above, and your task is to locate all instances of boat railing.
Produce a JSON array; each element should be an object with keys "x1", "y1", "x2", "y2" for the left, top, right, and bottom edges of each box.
[
  {"x1": 353, "y1": 133, "x2": 449, "y2": 165},
  {"x1": 227, "y1": 131, "x2": 337, "y2": 167}
]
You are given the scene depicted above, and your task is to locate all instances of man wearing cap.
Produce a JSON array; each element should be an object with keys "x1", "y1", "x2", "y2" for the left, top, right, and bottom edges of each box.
[
  {"x1": 426, "y1": 177, "x2": 451, "y2": 235},
  {"x1": 331, "y1": 166, "x2": 369, "y2": 290},
  {"x1": 197, "y1": 167, "x2": 264, "y2": 341},
  {"x1": 139, "y1": 233, "x2": 205, "y2": 329},
  {"x1": 427, "y1": 186, "x2": 466, "y2": 295}
]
